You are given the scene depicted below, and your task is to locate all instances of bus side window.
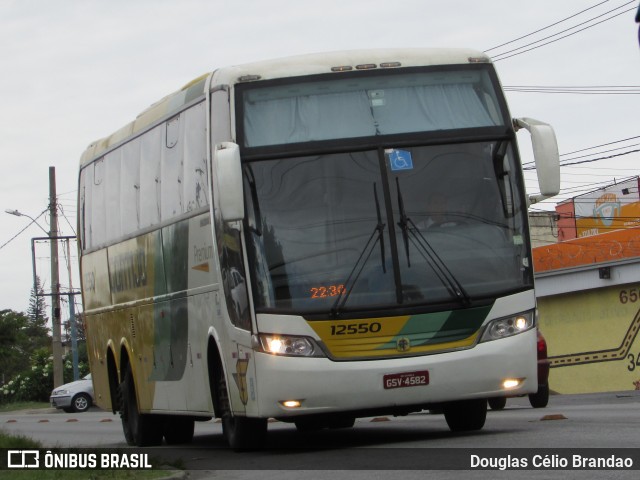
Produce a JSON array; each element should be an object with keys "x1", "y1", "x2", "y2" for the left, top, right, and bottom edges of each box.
[{"x1": 91, "y1": 158, "x2": 106, "y2": 248}]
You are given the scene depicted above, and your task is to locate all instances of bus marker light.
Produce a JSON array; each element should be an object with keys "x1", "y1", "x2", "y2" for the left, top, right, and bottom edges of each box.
[
  {"x1": 281, "y1": 400, "x2": 302, "y2": 409},
  {"x1": 331, "y1": 65, "x2": 353, "y2": 72}
]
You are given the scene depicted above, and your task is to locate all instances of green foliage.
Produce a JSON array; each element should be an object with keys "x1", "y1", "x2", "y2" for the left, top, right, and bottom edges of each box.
[
  {"x1": 0, "y1": 429, "x2": 42, "y2": 448},
  {"x1": 0, "y1": 309, "x2": 30, "y2": 380},
  {"x1": 0, "y1": 350, "x2": 90, "y2": 405}
]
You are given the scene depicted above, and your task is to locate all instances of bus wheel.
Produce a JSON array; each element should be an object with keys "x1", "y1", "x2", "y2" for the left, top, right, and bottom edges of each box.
[
  {"x1": 119, "y1": 365, "x2": 163, "y2": 446},
  {"x1": 217, "y1": 369, "x2": 267, "y2": 450},
  {"x1": 164, "y1": 416, "x2": 195, "y2": 445},
  {"x1": 443, "y1": 399, "x2": 487, "y2": 432}
]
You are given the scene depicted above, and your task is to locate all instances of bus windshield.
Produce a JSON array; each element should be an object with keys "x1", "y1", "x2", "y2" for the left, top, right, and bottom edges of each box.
[
  {"x1": 243, "y1": 140, "x2": 532, "y2": 316},
  {"x1": 241, "y1": 68, "x2": 504, "y2": 148}
]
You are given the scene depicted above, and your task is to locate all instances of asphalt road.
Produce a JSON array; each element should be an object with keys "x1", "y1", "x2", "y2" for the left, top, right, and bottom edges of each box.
[{"x1": 2, "y1": 391, "x2": 639, "y2": 479}]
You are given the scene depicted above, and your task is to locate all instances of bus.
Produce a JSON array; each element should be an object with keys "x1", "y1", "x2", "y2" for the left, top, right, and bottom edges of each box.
[{"x1": 78, "y1": 48, "x2": 560, "y2": 449}]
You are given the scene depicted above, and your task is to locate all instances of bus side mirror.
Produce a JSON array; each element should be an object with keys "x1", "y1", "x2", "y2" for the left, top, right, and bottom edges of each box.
[
  {"x1": 514, "y1": 118, "x2": 560, "y2": 205},
  {"x1": 215, "y1": 142, "x2": 245, "y2": 222}
]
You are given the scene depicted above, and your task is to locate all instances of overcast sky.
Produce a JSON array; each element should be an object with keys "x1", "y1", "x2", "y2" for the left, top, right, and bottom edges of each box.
[{"x1": 1, "y1": 0, "x2": 639, "y2": 317}]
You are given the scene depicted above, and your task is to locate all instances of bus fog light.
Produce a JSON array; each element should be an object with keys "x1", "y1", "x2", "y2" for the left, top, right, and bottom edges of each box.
[
  {"x1": 480, "y1": 311, "x2": 535, "y2": 343},
  {"x1": 280, "y1": 400, "x2": 302, "y2": 408},
  {"x1": 503, "y1": 378, "x2": 522, "y2": 389}
]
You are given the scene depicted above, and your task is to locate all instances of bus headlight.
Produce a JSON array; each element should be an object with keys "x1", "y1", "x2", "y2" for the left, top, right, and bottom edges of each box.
[
  {"x1": 479, "y1": 311, "x2": 535, "y2": 343},
  {"x1": 254, "y1": 334, "x2": 325, "y2": 357}
]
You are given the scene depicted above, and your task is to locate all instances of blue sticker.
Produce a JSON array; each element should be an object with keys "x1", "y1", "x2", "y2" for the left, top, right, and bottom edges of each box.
[{"x1": 388, "y1": 149, "x2": 413, "y2": 171}]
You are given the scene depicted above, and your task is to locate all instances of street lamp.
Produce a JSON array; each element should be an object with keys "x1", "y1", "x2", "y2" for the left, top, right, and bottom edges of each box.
[{"x1": 5, "y1": 209, "x2": 49, "y2": 236}]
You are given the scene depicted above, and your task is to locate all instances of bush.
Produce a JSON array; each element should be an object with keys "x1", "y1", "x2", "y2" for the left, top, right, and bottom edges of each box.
[{"x1": 0, "y1": 349, "x2": 89, "y2": 405}]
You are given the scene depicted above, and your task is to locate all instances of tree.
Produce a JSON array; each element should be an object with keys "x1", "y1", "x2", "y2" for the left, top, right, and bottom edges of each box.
[
  {"x1": 0, "y1": 309, "x2": 29, "y2": 382},
  {"x1": 25, "y1": 276, "x2": 50, "y2": 352},
  {"x1": 27, "y1": 276, "x2": 48, "y2": 326}
]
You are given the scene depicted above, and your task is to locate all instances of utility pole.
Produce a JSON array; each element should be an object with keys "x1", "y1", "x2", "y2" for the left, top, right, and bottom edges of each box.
[{"x1": 49, "y1": 166, "x2": 64, "y2": 388}]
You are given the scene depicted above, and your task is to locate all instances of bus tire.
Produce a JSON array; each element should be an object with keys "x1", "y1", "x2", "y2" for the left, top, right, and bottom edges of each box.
[
  {"x1": 119, "y1": 364, "x2": 163, "y2": 446},
  {"x1": 164, "y1": 416, "x2": 195, "y2": 445},
  {"x1": 443, "y1": 399, "x2": 487, "y2": 432},
  {"x1": 217, "y1": 367, "x2": 267, "y2": 450}
]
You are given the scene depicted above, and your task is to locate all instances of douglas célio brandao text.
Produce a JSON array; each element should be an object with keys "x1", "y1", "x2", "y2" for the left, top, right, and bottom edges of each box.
[{"x1": 470, "y1": 453, "x2": 634, "y2": 470}]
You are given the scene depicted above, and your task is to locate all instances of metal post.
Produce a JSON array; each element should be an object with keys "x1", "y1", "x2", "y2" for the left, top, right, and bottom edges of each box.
[{"x1": 49, "y1": 166, "x2": 64, "y2": 388}]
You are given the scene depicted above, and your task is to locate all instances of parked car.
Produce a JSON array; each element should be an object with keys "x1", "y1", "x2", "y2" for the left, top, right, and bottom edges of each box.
[
  {"x1": 50, "y1": 373, "x2": 94, "y2": 413},
  {"x1": 488, "y1": 329, "x2": 550, "y2": 410}
]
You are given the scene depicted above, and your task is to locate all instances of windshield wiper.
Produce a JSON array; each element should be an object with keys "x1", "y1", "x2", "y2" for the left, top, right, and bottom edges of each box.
[
  {"x1": 395, "y1": 177, "x2": 471, "y2": 307},
  {"x1": 331, "y1": 182, "x2": 386, "y2": 318}
]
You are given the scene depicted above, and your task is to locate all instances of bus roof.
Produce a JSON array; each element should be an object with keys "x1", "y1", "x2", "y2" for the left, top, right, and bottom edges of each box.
[{"x1": 79, "y1": 48, "x2": 490, "y2": 167}]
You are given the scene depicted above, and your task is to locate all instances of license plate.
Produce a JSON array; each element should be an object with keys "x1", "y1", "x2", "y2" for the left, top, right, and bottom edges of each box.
[{"x1": 383, "y1": 370, "x2": 429, "y2": 389}]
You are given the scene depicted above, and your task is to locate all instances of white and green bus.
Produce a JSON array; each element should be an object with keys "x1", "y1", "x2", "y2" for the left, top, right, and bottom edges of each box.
[{"x1": 78, "y1": 49, "x2": 560, "y2": 449}]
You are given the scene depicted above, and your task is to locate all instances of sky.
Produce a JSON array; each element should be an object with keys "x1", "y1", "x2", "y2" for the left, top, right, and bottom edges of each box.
[{"x1": 0, "y1": 0, "x2": 639, "y2": 317}]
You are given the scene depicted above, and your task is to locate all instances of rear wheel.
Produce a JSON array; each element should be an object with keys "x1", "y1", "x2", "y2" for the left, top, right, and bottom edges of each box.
[
  {"x1": 488, "y1": 397, "x2": 507, "y2": 411},
  {"x1": 529, "y1": 384, "x2": 549, "y2": 408},
  {"x1": 443, "y1": 399, "x2": 487, "y2": 432},
  {"x1": 118, "y1": 364, "x2": 163, "y2": 446}
]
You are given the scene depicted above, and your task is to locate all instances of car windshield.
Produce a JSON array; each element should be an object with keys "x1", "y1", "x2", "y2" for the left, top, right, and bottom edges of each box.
[{"x1": 243, "y1": 141, "x2": 531, "y2": 316}]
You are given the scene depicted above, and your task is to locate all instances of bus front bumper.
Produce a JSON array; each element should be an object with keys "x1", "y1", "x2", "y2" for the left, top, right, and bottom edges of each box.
[{"x1": 251, "y1": 328, "x2": 537, "y2": 419}]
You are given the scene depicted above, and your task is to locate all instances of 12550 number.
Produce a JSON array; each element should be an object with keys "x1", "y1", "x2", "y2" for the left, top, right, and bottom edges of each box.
[{"x1": 330, "y1": 322, "x2": 382, "y2": 336}]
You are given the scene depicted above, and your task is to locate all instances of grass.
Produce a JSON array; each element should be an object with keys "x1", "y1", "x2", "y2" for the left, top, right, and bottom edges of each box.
[
  {"x1": 0, "y1": 430, "x2": 182, "y2": 480},
  {"x1": 0, "y1": 401, "x2": 50, "y2": 413}
]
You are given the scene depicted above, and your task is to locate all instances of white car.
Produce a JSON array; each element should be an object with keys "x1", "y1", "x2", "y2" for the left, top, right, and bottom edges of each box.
[{"x1": 50, "y1": 374, "x2": 94, "y2": 413}]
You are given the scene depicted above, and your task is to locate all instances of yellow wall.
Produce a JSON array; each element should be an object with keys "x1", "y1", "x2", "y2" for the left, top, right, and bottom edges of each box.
[{"x1": 538, "y1": 285, "x2": 640, "y2": 394}]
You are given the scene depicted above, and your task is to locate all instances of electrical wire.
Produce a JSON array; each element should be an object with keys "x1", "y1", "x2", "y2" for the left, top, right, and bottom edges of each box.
[
  {"x1": 489, "y1": 2, "x2": 636, "y2": 61},
  {"x1": 484, "y1": 0, "x2": 612, "y2": 52},
  {"x1": 504, "y1": 85, "x2": 640, "y2": 95}
]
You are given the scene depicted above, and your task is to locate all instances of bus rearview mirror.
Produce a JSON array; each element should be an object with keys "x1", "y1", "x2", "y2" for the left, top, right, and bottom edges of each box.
[
  {"x1": 514, "y1": 118, "x2": 560, "y2": 204},
  {"x1": 216, "y1": 142, "x2": 245, "y2": 222}
]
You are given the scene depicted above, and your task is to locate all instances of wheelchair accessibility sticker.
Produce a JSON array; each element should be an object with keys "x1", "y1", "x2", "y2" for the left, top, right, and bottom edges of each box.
[{"x1": 387, "y1": 149, "x2": 413, "y2": 171}]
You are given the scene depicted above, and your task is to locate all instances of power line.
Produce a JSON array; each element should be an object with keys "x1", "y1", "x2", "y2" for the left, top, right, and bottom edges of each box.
[
  {"x1": 522, "y1": 135, "x2": 640, "y2": 167},
  {"x1": 484, "y1": 0, "x2": 612, "y2": 52},
  {"x1": 559, "y1": 135, "x2": 640, "y2": 157},
  {"x1": 490, "y1": 2, "x2": 636, "y2": 61},
  {"x1": 523, "y1": 148, "x2": 640, "y2": 170},
  {"x1": 504, "y1": 85, "x2": 640, "y2": 95}
]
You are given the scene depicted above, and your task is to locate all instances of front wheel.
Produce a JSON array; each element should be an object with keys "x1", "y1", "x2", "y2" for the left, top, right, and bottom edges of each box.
[
  {"x1": 223, "y1": 415, "x2": 268, "y2": 450},
  {"x1": 216, "y1": 365, "x2": 267, "y2": 450},
  {"x1": 119, "y1": 364, "x2": 163, "y2": 446},
  {"x1": 71, "y1": 393, "x2": 92, "y2": 413},
  {"x1": 443, "y1": 399, "x2": 487, "y2": 432}
]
